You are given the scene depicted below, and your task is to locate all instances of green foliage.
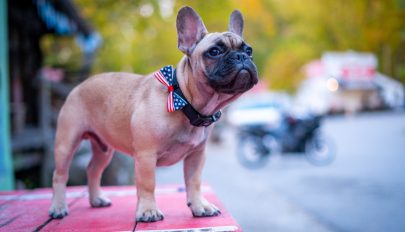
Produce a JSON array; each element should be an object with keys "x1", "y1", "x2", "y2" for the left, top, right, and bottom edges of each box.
[
  {"x1": 43, "y1": 0, "x2": 405, "y2": 91},
  {"x1": 262, "y1": 0, "x2": 405, "y2": 90}
]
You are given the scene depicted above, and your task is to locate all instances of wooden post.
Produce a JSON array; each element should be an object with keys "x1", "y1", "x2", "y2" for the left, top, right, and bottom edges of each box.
[{"x1": 0, "y1": 0, "x2": 15, "y2": 190}]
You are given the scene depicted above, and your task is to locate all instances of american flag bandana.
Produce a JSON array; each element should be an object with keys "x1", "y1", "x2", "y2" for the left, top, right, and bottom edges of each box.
[{"x1": 154, "y1": 65, "x2": 188, "y2": 112}]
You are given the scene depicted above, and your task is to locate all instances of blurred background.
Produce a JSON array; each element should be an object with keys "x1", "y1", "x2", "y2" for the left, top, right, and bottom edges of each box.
[{"x1": 1, "y1": 0, "x2": 405, "y2": 231}]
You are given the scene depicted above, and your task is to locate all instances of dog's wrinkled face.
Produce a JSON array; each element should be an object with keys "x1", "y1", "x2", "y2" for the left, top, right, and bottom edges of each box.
[
  {"x1": 192, "y1": 32, "x2": 258, "y2": 94},
  {"x1": 177, "y1": 7, "x2": 258, "y2": 95}
]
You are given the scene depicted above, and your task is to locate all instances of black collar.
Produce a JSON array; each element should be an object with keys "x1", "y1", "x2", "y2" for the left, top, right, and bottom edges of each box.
[{"x1": 172, "y1": 69, "x2": 222, "y2": 127}]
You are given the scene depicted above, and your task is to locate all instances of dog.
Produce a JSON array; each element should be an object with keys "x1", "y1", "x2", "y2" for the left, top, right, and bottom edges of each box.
[{"x1": 48, "y1": 6, "x2": 258, "y2": 222}]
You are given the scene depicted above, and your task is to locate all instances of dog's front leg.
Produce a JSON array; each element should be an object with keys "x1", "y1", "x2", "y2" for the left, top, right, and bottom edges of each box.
[
  {"x1": 184, "y1": 149, "x2": 221, "y2": 217},
  {"x1": 134, "y1": 151, "x2": 163, "y2": 222}
]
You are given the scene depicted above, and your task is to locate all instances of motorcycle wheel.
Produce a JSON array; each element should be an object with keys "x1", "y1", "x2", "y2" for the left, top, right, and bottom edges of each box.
[
  {"x1": 237, "y1": 135, "x2": 270, "y2": 169},
  {"x1": 305, "y1": 132, "x2": 335, "y2": 166}
]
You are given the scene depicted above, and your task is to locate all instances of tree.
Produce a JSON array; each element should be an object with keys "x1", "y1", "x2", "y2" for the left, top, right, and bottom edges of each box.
[
  {"x1": 262, "y1": 0, "x2": 405, "y2": 90},
  {"x1": 43, "y1": 0, "x2": 405, "y2": 91}
]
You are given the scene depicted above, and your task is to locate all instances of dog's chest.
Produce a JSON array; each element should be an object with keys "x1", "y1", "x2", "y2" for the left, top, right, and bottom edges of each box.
[{"x1": 156, "y1": 127, "x2": 208, "y2": 166}]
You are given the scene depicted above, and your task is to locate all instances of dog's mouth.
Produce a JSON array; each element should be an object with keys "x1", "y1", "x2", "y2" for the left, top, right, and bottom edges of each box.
[{"x1": 208, "y1": 67, "x2": 258, "y2": 94}]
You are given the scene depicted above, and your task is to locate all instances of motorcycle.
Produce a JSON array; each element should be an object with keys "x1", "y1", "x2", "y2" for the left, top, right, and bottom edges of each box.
[{"x1": 236, "y1": 114, "x2": 335, "y2": 169}]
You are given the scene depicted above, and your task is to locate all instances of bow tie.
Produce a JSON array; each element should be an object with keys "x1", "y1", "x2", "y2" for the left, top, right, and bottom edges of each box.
[
  {"x1": 154, "y1": 65, "x2": 188, "y2": 113},
  {"x1": 154, "y1": 65, "x2": 222, "y2": 127}
]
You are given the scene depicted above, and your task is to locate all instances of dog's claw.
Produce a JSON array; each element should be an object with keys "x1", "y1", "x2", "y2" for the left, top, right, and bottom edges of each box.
[
  {"x1": 136, "y1": 209, "x2": 164, "y2": 222},
  {"x1": 192, "y1": 208, "x2": 221, "y2": 217},
  {"x1": 49, "y1": 204, "x2": 69, "y2": 219},
  {"x1": 50, "y1": 211, "x2": 68, "y2": 219},
  {"x1": 188, "y1": 200, "x2": 221, "y2": 217}
]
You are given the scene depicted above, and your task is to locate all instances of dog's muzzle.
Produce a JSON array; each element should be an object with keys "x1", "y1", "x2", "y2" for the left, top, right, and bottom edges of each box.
[{"x1": 208, "y1": 51, "x2": 258, "y2": 94}]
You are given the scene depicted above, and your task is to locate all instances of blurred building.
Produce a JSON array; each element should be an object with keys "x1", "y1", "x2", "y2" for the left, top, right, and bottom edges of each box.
[
  {"x1": 296, "y1": 51, "x2": 404, "y2": 115},
  {"x1": 6, "y1": 0, "x2": 100, "y2": 188}
]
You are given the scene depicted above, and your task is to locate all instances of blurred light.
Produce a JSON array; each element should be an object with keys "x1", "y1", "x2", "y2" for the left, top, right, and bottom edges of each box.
[
  {"x1": 159, "y1": 0, "x2": 174, "y2": 19},
  {"x1": 59, "y1": 47, "x2": 72, "y2": 63},
  {"x1": 139, "y1": 3, "x2": 154, "y2": 18},
  {"x1": 326, "y1": 77, "x2": 339, "y2": 92}
]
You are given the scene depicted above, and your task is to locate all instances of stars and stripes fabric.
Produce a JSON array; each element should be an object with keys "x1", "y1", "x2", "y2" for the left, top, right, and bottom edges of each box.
[{"x1": 154, "y1": 65, "x2": 188, "y2": 112}]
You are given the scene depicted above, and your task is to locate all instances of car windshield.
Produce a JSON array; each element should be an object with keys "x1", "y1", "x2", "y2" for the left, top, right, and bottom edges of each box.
[{"x1": 238, "y1": 101, "x2": 280, "y2": 110}]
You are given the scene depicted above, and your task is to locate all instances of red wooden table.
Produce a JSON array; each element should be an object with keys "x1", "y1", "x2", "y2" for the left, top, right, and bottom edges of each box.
[{"x1": 0, "y1": 185, "x2": 240, "y2": 231}]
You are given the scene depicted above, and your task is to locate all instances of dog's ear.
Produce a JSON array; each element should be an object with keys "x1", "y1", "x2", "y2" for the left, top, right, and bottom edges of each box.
[
  {"x1": 228, "y1": 10, "x2": 244, "y2": 37},
  {"x1": 176, "y1": 6, "x2": 208, "y2": 56}
]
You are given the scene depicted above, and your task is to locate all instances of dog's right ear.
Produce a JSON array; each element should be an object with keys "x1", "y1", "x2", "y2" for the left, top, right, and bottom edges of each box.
[{"x1": 176, "y1": 6, "x2": 208, "y2": 56}]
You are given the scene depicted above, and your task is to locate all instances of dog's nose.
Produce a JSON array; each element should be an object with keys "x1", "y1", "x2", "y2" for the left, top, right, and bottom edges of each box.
[
  {"x1": 237, "y1": 53, "x2": 248, "y2": 61},
  {"x1": 231, "y1": 52, "x2": 248, "y2": 62}
]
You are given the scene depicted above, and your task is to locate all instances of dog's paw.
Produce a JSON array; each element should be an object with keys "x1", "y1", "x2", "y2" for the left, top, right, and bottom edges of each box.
[
  {"x1": 136, "y1": 199, "x2": 164, "y2": 222},
  {"x1": 187, "y1": 198, "x2": 221, "y2": 217},
  {"x1": 49, "y1": 202, "x2": 69, "y2": 219},
  {"x1": 90, "y1": 196, "x2": 112, "y2": 208},
  {"x1": 136, "y1": 209, "x2": 164, "y2": 222},
  {"x1": 136, "y1": 208, "x2": 164, "y2": 222}
]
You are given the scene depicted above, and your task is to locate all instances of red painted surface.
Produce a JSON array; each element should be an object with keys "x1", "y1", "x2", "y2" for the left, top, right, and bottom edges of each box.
[
  {"x1": 0, "y1": 187, "x2": 87, "y2": 232},
  {"x1": 0, "y1": 185, "x2": 241, "y2": 231},
  {"x1": 136, "y1": 186, "x2": 240, "y2": 231}
]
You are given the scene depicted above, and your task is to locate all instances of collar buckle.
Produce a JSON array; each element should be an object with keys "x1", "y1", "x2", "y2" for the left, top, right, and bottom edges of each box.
[
  {"x1": 189, "y1": 110, "x2": 222, "y2": 127},
  {"x1": 211, "y1": 111, "x2": 222, "y2": 122}
]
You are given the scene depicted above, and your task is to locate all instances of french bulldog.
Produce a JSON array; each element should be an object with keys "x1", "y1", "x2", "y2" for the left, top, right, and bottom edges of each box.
[{"x1": 48, "y1": 6, "x2": 258, "y2": 222}]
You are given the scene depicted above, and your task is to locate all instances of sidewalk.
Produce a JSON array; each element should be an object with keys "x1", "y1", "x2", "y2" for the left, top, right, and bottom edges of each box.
[{"x1": 155, "y1": 137, "x2": 333, "y2": 232}]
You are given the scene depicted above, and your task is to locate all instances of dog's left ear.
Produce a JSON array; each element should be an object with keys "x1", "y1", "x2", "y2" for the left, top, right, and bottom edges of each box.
[
  {"x1": 177, "y1": 6, "x2": 208, "y2": 56},
  {"x1": 229, "y1": 10, "x2": 244, "y2": 37}
]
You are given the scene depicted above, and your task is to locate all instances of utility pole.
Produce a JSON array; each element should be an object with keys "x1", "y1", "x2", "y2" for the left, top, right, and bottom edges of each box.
[{"x1": 0, "y1": 0, "x2": 15, "y2": 190}]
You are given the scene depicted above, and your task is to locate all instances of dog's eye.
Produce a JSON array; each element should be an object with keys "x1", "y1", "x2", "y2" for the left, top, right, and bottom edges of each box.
[
  {"x1": 208, "y1": 47, "x2": 223, "y2": 57},
  {"x1": 245, "y1": 47, "x2": 253, "y2": 57}
]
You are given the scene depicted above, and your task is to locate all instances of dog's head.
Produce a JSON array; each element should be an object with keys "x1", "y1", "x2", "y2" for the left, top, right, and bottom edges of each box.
[{"x1": 177, "y1": 6, "x2": 258, "y2": 94}]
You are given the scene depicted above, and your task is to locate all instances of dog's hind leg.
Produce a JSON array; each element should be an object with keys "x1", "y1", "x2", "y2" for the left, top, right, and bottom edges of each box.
[
  {"x1": 49, "y1": 109, "x2": 83, "y2": 219},
  {"x1": 86, "y1": 136, "x2": 114, "y2": 207}
]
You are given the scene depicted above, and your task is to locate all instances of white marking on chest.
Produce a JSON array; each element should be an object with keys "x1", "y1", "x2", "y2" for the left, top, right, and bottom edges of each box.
[{"x1": 157, "y1": 128, "x2": 207, "y2": 166}]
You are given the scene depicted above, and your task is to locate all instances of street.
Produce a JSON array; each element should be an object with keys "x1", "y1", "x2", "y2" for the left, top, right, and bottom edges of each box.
[{"x1": 155, "y1": 111, "x2": 405, "y2": 232}]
